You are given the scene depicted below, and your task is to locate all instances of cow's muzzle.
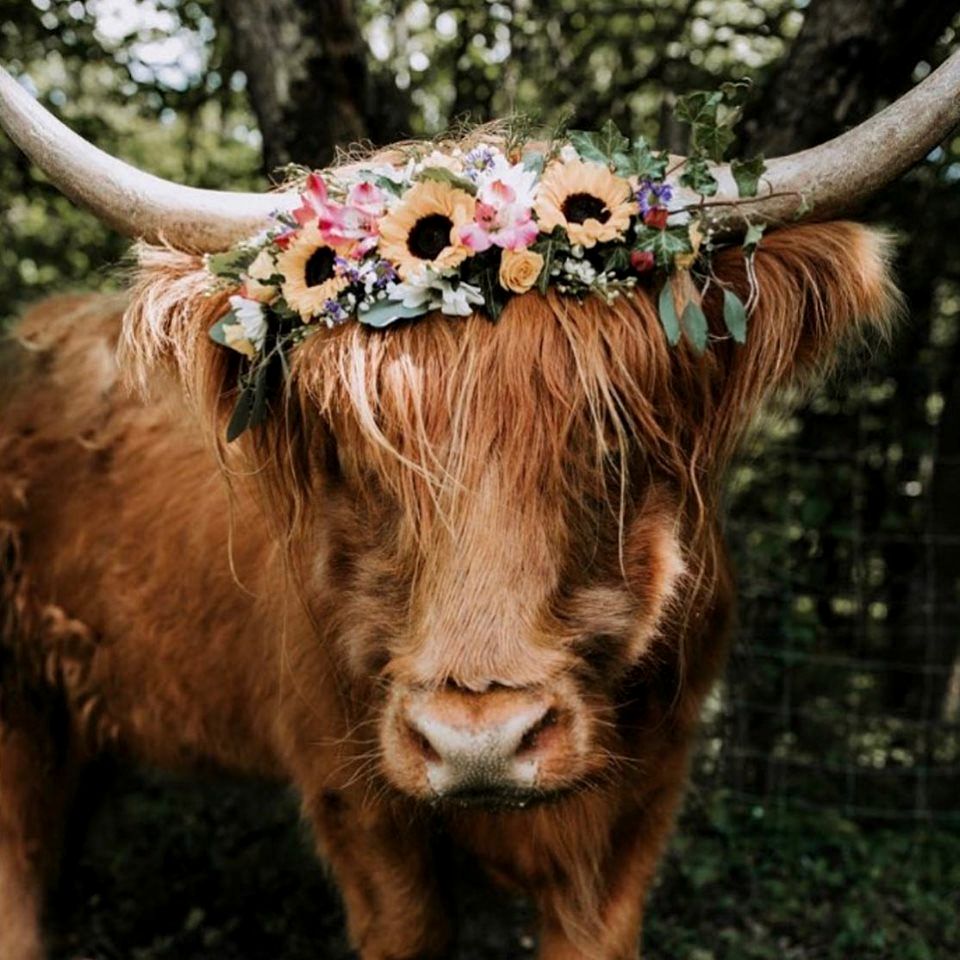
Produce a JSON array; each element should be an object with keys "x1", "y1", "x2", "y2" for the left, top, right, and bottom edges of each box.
[{"x1": 381, "y1": 684, "x2": 584, "y2": 803}]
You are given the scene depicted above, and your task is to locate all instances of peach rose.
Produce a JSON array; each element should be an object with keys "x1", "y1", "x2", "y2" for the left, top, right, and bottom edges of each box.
[{"x1": 498, "y1": 248, "x2": 544, "y2": 294}]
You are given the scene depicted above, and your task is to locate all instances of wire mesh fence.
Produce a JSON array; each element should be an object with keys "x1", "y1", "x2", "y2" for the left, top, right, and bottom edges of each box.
[{"x1": 696, "y1": 374, "x2": 960, "y2": 824}]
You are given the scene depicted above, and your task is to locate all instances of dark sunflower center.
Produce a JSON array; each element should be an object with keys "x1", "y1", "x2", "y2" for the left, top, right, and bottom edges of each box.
[
  {"x1": 305, "y1": 247, "x2": 336, "y2": 287},
  {"x1": 562, "y1": 192, "x2": 610, "y2": 224},
  {"x1": 407, "y1": 213, "x2": 454, "y2": 260}
]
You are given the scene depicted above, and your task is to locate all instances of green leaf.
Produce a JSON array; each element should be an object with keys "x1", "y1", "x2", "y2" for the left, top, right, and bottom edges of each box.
[
  {"x1": 744, "y1": 222, "x2": 766, "y2": 252},
  {"x1": 658, "y1": 282, "x2": 681, "y2": 346},
  {"x1": 674, "y1": 90, "x2": 724, "y2": 127},
  {"x1": 722, "y1": 288, "x2": 748, "y2": 344},
  {"x1": 568, "y1": 119, "x2": 629, "y2": 165},
  {"x1": 358, "y1": 298, "x2": 430, "y2": 329},
  {"x1": 681, "y1": 300, "x2": 709, "y2": 353},
  {"x1": 731, "y1": 156, "x2": 766, "y2": 198},
  {"x1": 248, "y1": 360, "x2": 271, "y2": 431},
  {"x1": 479, "y1": 268, "x2": 506, "y2": 321},
  {"x1": 612, "y1": 136, "x2": 668, "y2": 180},
  {"x1": 533, "y1": 228, "x2": 570, "y2": 294},
  {"x1": 523, "y1": 151, "x2": 546, "y2": 176},
  {"x1": 635, "y1": 226, "x2": 692, "y2": 269},
  {"x1": 371, "y1": 174, "x2": 405, "y2": 196},
  {"x1": 226, "y1": 380, "x2": 256, "y2": 442},
  {"x1": 674, "y1": 88, "x2": 740, "y2": 162},
  {"x1": 206, "y1": 247, "x2": 258, "y2": 280},
  {"x1": 416, "y1": 166, "x2": 478, "y2": 195},
  {"x1": 679, "y1": 156, "x2": 719, "y2": 197},
  {"x1": 208, "y1": 312, "x2": 236, "y2": 347},
  {"x1": 603, "y1": 246, "x2": 631, "y2": 274}
]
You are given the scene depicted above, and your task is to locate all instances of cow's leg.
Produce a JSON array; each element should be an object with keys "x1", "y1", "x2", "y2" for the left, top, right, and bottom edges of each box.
[
  {"x1": 0, "y1": 708, "x2": 76, "y2": 960},
  {"x1": 304, "y1": 790, "x2": 451, "y2": 960}
]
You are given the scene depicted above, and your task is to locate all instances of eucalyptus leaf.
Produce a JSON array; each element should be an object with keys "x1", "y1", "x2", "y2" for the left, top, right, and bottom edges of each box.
[
  {"x1": 416, "y1": 166, "x2": 478, "y2": 196},
  {"x1": 658, "y1": 282, "x2": 681, "y2": 346},
  {"x1": 744, "y1": 222, "x2": 766, "y2": 252},
  {"x1": 358, "y1": 298, "x2": 430, "y2": 329},
  {"x1": 681, "y1": 301, "x2": 709, "y2": 353},
  {"x1": 208, "y1": 312, "x2": 236, "y2": 346},
  {"x1": 731, "y1": 156, "x2": 766, "y2": 198},
  {"x1": 523, "y1": 151, "x2": 546, "y2": 176},
  {"x1": 722, "y1": 288, "x2": 748, "y2": 343}
]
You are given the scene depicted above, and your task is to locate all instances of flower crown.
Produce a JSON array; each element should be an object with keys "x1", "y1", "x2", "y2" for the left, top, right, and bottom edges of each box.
[{"x1": 208, "y1": 97, "x2": 768, "y2": 439}]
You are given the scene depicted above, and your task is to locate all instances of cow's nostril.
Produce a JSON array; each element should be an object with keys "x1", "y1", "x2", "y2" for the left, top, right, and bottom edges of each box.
[
  {"x1": 405, "y1": 721, "x2": 442, "y2": 763},
  {"x1": 517, "y1": 706, "x2": 560, "y2": 756}
]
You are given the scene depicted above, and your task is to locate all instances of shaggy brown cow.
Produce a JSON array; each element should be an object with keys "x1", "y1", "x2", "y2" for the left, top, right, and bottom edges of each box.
[{"x1": 0, "y1": 58, "x2": 958, "y2": 960}]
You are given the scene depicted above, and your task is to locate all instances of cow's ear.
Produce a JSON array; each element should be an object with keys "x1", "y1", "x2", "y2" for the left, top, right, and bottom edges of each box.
[
  {"x1": 122, "y1": 244, "x2": 241, "y2": 436},
  {"x1": 702, "y1": 222, "x2": 900, "y2": 463}
]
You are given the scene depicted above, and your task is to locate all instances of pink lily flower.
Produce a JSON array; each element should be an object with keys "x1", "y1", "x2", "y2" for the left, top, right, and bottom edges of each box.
[{"x1": 459, "y1": 178, "x2": 539, "y2": 253}]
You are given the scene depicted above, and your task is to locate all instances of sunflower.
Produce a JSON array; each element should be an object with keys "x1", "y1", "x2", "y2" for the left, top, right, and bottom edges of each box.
[
  {"x1": 378, "y1": 180, "x2": 476, "y2": 279},
  {"x1": 276, "y1": 222, "x2": 350, "y2": 320},
  {"x1": 534, "y1": 158, "x2": 634, "y2": 247}
]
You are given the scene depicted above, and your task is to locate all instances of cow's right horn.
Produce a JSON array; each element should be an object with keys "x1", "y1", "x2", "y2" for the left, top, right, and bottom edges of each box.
[
  {"x1": 0, "y1": 65, "x2": 295, "y2": 253},
  {"x1": 689, "y1": 51, "x2": 960, "y2": 236}
]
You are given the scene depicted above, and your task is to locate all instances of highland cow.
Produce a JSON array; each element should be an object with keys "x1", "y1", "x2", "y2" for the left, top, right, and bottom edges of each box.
[{"x1": 0, "y1": 55, "x2": 958, "y2": 960}]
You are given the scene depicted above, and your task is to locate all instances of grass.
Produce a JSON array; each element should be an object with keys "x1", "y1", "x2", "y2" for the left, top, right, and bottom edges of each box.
[{"x1": 49, "y1": 769, "x2": 959, "y2": 959}]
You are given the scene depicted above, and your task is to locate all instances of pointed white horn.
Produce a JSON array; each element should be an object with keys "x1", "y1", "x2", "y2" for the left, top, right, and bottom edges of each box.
[{"x1": 0, "y1": 66, "x2": 296, "y2": 251}]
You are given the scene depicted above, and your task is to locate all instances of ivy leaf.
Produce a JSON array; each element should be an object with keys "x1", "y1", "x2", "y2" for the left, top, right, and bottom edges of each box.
[
  {"x1": 679, "y1": 156, "x2": 719, "y2": 197},
  {"x1": 722, "y1": 288, "x2": 748, "y2": 343},
  {"x1": 416, "y1": 166, "x2": 478, "y2": 195},
  {"x1": 731, "y1": 156, "x2": 766, "y2": 198},
  {"x1": 744, "y1": 222, "x2": 766, "y2": 253},
  {"x1": 603, "y1": 246, "x2": 631, "y2": 274},
  {"x1": 635, "y1": 226, "x2": 692, "y2": 269},
  {"x1": 681, "y1": 300, "x2": 709, "y2": 353},
  {"x1": 612, "y1": 136, "x2": 668, "y2": 180},
  {"x1": 658, "y1": 281, "x2": 681, "y2": 346},
  {"x1": 674, "y1": 89, "x2": 738, "y2": 162},
  {"x1": 568, "y1": 119, "x2": 629, "y2": 165},
  {"x1": 358, "y1": 298, "x2": 430, "y2": 329}
]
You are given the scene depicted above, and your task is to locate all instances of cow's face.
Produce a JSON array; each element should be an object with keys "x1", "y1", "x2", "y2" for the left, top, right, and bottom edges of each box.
[{"x1": 297, "y1": 292, "x2": 699, "y2": 805}]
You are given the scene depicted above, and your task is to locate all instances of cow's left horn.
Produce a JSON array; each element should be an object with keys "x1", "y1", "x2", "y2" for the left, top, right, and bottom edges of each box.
[
  {"x1": 696, "y1": 50, "x2": 960, "y2": 234},
  {"x1": 0, "y1": 65, "x2": 294, "y2": 252}
]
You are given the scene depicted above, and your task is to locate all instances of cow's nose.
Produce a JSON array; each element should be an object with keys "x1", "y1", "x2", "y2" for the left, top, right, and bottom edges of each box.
[{"x1": 401, "y1": 688, "x2": 563, "y2": 801}]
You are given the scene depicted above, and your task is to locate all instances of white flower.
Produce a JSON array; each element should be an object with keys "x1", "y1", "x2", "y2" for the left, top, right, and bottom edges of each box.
[
  {"x1": 440, "y1": 279, "x2": 484, "y2": 316},
  {"x1": 559, "y1": 144, "x2": 579, "y2": 163},
  {"x1": 477, "y1": 153, "x2": 539, "y2": 209},
  {"x1": 560, "y1": 258, "x2": 597, "y2": 285},
  {"x1": 387, "y1": 267, "x2": 484, "y2": 318},
  {"x1": 228, "y1": 295, "x2": 268, "y2": 351}
]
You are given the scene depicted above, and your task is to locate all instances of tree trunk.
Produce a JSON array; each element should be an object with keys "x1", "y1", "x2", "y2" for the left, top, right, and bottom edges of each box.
[
  {"x1": 219, "y1": 0, "x2": 410, "y2": 175},
  {"x1": 741, "y1": 0, "x2": 958, "y2": 156}
]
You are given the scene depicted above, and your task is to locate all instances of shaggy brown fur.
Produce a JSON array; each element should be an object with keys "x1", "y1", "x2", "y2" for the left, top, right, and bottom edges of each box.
[{"x1": 0, "y1": 221, "x2": 896, "y2": 960}]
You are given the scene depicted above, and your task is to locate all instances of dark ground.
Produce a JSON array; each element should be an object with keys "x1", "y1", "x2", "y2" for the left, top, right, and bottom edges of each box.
[{"x1": 47, "y1": 766, "x2": 959, "y2": 960}]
